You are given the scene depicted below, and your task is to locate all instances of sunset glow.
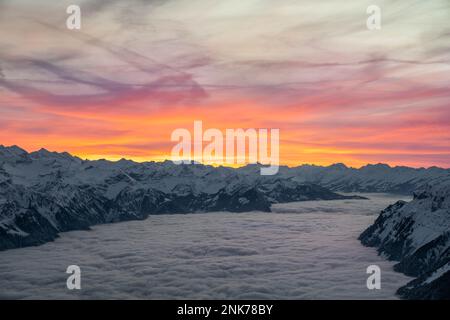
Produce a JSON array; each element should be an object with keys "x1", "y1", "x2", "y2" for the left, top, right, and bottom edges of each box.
[{"x1": 1, "y1": 0, "x2": 449, "y2": 168}]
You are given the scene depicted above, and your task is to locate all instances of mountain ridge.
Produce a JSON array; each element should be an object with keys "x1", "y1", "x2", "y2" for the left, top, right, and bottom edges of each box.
[{"x1": 3, "y1": 144, "x2": 449, "y2": 170}]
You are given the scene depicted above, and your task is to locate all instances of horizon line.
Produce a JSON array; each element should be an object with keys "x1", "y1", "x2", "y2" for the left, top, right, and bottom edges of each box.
[{"x1": 1, "y1": 144, "x2": 449, "y2": 171}]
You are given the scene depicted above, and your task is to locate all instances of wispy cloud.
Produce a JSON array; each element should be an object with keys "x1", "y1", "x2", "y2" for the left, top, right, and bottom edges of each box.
[{"x1": 0, "y1": 0, "x2": 449, "y2": 167}]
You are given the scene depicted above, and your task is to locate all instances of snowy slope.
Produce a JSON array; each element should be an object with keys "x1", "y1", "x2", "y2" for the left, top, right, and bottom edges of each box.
[
  {"x1": 360, "y1": 184, "x2": 450, "y2": 299},
  {"x1": 267, "y1": 163, "x2": 450, "y2": 194}
]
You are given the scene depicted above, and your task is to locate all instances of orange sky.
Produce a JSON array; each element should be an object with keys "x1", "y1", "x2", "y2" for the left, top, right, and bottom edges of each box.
[
  {"x1": 0, "y1": 0, "x2": 449, "y2": 168},
  {"x1": 1, "y1": 90, "x2": 449, "y2": 168}
]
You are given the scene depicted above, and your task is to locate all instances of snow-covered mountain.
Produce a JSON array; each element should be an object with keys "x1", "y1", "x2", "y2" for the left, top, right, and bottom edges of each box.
[
  {"x1": 0, "y1": 145, "x2": 361, "y2": 251},
  {"x1": 360, "y1": 184, "x2": 450, "y2": 299},
  {"x1": 242, "y1": 163, "x2": 450, "y2": 194}
]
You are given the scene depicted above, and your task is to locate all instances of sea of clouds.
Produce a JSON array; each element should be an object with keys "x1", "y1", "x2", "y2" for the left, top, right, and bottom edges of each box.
[{"x1": 0, "y1": 193, "x2": 413, "y2": 299}]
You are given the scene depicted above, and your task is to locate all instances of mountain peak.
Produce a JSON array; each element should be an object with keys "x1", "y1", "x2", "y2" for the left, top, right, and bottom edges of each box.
[
  {"x1": 361, "y1": 163, "x2": 391, "y2": 170},
  {"x1": 0, "y1": 144, "x2": 27, "y2": 154},
  {"x1": 30, "y1": 148, "x2": 54, "y2": 158},
  {"x1": 29, "y1": 148, "x2": 77, "y2": 162},
  {"x1": 0, "y1": 145, "x2": 28, "y2": 160},
  {"x1": 328, "y1": 163, "x2": 348, "y2": 170}
]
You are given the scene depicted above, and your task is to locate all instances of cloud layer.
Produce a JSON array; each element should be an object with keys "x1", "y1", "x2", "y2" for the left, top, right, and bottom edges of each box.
[{"x1": 0, "y1": 194, "x2": 412, "y2": 299}]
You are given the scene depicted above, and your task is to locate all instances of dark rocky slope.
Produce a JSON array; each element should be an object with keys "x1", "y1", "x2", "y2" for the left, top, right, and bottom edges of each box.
[{"x1": 360, "y1": 185, "x2": 450, "y2": 299}]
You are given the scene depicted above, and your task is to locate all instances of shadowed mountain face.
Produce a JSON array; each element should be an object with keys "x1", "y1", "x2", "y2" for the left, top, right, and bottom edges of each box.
[
  {"x1": 360, "y1": 184, "x2": 450, "y2": 299},
  {"x1": 0, "y1": 145, "x2": 362, "y2": 251}
]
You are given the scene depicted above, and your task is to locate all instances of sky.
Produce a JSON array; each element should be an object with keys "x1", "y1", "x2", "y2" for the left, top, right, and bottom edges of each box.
[{"x1": 0, "y1": 0, "x2": 449, "y2": 168}]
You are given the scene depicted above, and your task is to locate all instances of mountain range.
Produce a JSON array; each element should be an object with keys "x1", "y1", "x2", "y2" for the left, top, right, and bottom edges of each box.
[{"x1": 0, "y1": 145, "x2": 363, "y2": 251}]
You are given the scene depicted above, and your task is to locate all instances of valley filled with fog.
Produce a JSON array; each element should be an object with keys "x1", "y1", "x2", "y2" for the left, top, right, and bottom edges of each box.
[{"x1": 0, "y1": 194, "x2": 413, "y2": 299}]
